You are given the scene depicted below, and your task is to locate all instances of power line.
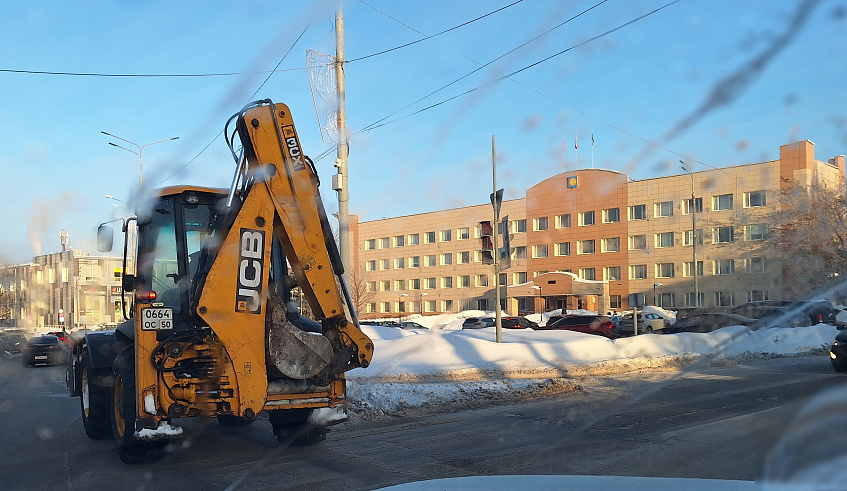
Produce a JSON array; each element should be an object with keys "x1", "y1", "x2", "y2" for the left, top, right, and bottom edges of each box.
[
  {"x1": 348, "y1": 0, "x2": 526, "y2": 63},
  {"x1": 155, "y1": 24, "x2": 311, "y2": 186},
  {"x1": 0, "y1": 66, "x2": 312, "y2": 78}
]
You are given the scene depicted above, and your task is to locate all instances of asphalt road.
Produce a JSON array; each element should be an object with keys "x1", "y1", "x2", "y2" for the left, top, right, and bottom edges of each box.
[{"x1": 1, "y1": 352, "x2": 843, "y2": 490}]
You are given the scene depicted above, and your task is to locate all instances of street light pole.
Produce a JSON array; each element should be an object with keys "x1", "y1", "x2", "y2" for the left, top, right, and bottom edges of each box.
[
  {"x1": 653, "y1": 283, "x2": 663, "y2": 306},
  {"x1": 681, "y1": 161, "x2": 700, "y2": 308},
  {"x1": 102, "y1": 131, "x2": 179, "y2": 189}
]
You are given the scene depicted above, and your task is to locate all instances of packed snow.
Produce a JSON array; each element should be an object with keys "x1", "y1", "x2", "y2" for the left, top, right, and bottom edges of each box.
[{"x1": 344, "y1": 310, "x2": 839, "y2": 418}]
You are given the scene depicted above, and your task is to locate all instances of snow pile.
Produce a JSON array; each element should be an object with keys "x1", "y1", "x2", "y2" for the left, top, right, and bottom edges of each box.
[{"x1": 345, "y1": 313, "x2": 839, "y2": 418}]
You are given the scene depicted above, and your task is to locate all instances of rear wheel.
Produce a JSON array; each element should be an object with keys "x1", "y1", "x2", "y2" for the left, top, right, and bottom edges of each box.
[
  {"x1": 269, "y1": 408, "x2": 328, "y2": 446},
  {"x1": 217, "y1": 415, "x2": 255, "y2": 427},
  {"x1": 80, "y1": 351, "x2": 112, "y2": 439},
  {"x1": 111, "y1": 347, "x2": 164, "y2": 464}
]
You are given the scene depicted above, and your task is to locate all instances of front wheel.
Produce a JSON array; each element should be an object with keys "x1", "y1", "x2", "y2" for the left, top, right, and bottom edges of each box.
[
  {"x1": 269, "y1": 408, "x2": 328, "y2": 446},
  {"x1": 111, "y1": 347, "x2": 164, "y2": 464},
  {"x1": 80, "y1": 351, "x2": 112, "y2": 439}
]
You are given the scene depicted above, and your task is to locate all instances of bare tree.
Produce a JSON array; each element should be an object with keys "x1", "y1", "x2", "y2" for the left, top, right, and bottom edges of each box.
[
  {"x1": 348, "y1": 265, "x2": 376, "y2": 316},
  {"x1": 775, "y1": 178, "x2": 847, "y2": 300},
  {"x1": 0, "y1": 259, "x2": 13, "y2": 324}
]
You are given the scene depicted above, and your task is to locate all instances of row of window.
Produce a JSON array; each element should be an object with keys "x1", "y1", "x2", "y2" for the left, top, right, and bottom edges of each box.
[{"x1": 655, "y1": 290, "x2": 770, "y2": 309}]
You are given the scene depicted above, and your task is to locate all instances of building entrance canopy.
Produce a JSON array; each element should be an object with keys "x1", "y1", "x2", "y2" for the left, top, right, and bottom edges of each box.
[{"x1": 507, "y1": 271, "x2": 610, "y2": 314}]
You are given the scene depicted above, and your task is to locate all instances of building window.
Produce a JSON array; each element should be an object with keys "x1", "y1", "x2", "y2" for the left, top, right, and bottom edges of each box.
[
  {"x1": 579, "y1": 268, "x2": 596, "y2": 281},
  {"x1": 655, "y1": 232, "x2": 674, "y2": 248},
  {"x1": 610, "y1": 295, "x2": 622, "y2": 309},
  {"x1": 477, "y1": 299, "x2": 489, "y2": 310},
  {"x1": 713, "y1": 227, "x2": 735, "y2": 243},
  {"x1": 602, "y1": 208, "x2": 620, "y2": 223},
  {"x1": 657, "y1": 293, "x2": 675, "y2": 308},
  {"x1": 629, "y1": 204, "x2": 647, "y2": 220},
  {"x1": 394, "y1": 258, "x2": 405, "y2": 269},
  {"x1": 366, "y1": 260, "x2": 376, "y2": 271},
  {"x1": 443, "y1": 300, "x2": 454, "y2": 312},
  {"x1": 630, "y1": 264, "x2": 647, "y2": 279},
  {"x1": 408, "y1": 233, "x2": 420, "y2": 245},
  {"x1": 380, "y1": 280, "x2": 391, "y2": 291},
  {"x1": 382, "y1": 302, "x2": 391, "y2": 313},
  {"x1": 602, "y1": 237, "x2": 620, "y2": 253},
  {"x1": 477, "y1": 275, "x2": 489, "y2": 287},
  {"x1": 745, "y1": 224, "x2": 768, "y2": 241},
  {"x1": 398, "y1": 300, "x2": 406, "y2": 313},
  {"x1": 686, "y1": 292, "x2": 705, "y2": 307},
  {"x1": 425, "y1": 231, "x2": 436, "y2": 244},
  {"x1": 425, "y1": 255, "x2": 437, "y2": 267},
  {"x1": 683, "y1": 197, "x2": 703, "y2": 214},
  {"x1": 499, "y1": 273, "x2": 507, "y2": 286},
  {"x1": 379, "y1": 237, "x2": 390, "y2": 249},
  {"x1": 534, "y1": 217, "x2": 549, "y2": 231},
  {"x1": 366, "y1": 281, "x2": 376, "y2": 292},
  {"x1": 395, "y1": 279, "x2": 406, "y2": 291},
  {"x1": 748, "y1": 257, "x2": 766, "y2": 273},
  {"x1": 440, "y1": 229, "x2": 452, "y2": 242},
  {"x1": 425, "y1": 300, "x2": 436, "y2": 313},
  {"x1": 424, "y1": 277, "x2": 436, "y2": 289},
  {"x1": 533, "y1": 244, "x2": 549, "y2": 258},
  {"x1": 577, "y1": 240, "x2": 595, "y2": 254},
  {"x1": 460, "y1": 275, "x2": 471, "y2": 287},
  {"x1": 555, "y1": 242, "x2": 571, "y2": 256},
  {"x1": 380, "y1": 259, "x2": 390, "y2": 270},
  {"x1": 714, "y1": 259, "x2": 735, "y2": 275},
  {"x1": 458, "y1": 251, "x2": 470, "y2": 264},
  {"x1": 748, "y1": 290, "x2": 769, "y2": 302},
  {"x1": 744, "y1": 190, "x2": 766, "y2": 208},
  {"x1": 629, "y1": 235, "x2": 647, "y2": 250},
  {"x1": 441, "y1": 253, "x2": 453, "y2": 265},
  {"x1": 555, "y1": 214, "x2": 571, "y2": 228},
  {"x1": 655, "y1": 201, "x2": 673, "y2": 218},
  {"x1": 514, "y1": 219, "x2": 527, "y2": 233},
  {"x1": 394, "y1": 235, "x2": 405, "y2": 247},
  {"x1": 683, "y1": 261, "x2": 703, "y2": 277},
  {"x1": 578, "y1": 211, "x2": 595, "y2": 226},
  {"x1": 410, "y1": 278, "x2": 421, "y2": 290},
  {"x1": 409, "y1": 256, "x2": 421, "y2": 268},
  {"x1": 457, "y1": 227, "x2": 470, "y2": 240},
  {"x1": 656, "y1": 262, "x2": 675, "y2": 278},
  {"x1": 514, "y1": 271, "x2": 527, "y2": 284},
  {"x1": 364, "y1": 239, "x2": 376, "y2": 250},
  {"x1": 442, "y1": 277, "x2": 453, "y2": 289},
  {"x1": 514, "y1": 246, "x2": 527, "y2": 259},
  {"x1": 715, "y1": 292, "x2": 736, "y2": 307},
  {"x1": 713, "y1": 194, "x2": 734, "y2": 211},
  {"x1": 683, "y1": 229, "x2": 704, "y2": 246},
  {"x1": 604, "y1": 266, "x2": 621, "y2": 281},
  {"x1": 367, "y1": 303, "x2": 376, "y2": 313}
]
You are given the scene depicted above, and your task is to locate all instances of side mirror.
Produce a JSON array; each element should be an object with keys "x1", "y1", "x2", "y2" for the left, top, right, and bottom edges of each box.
[
  {"x1": 122, "y1": 274, "x2": 135, "y2": 292},
  {"x1": 97, "y1": 224, "x2": 114, "y2": 252}
]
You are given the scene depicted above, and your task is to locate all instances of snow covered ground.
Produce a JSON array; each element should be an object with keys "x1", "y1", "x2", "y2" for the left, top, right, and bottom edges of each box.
[{"x1": 345, "y1": 311, "x2": 839, "y2": 418}]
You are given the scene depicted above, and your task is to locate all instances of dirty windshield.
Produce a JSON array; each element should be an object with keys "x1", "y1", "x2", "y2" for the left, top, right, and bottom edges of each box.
[{"x1": 0, "y1": 1, "x2": 845, "y2": 489}]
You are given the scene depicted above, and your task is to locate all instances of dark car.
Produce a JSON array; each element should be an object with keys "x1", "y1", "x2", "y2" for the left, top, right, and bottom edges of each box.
[
  {"x1": 538, "y1": 315, "x2": 617, "y2": 339},
  {"x1": 46, "y1": 330, "x2": 73, "y2": 348},
  {"x1": 462, "y1": 317, "x2": 496, "y2": 329},
  {"x1": 728, "y1": 305, "x2": 811, "y2": 328},
  {"x1": 22, "y1": 335, "x2": 67, "y2": 367},
  {"x1": 399, "y1": 321, "x2": 427, "y2": 329},
  {"x1": 664, "y1": 313, "x2": 758, "y2": 334},
  {"x1": 788, "y1": 300, "x2": 836, "y2": 325},
  {"x1": 0, "y1": 330, "x2": 27, "y2": 354},
  {"x1": 830, "y1": 329, "x2": 847, "y2": 372},
  {"x1": 501, "y1": 316, "x2": 539, "y2": 329}
]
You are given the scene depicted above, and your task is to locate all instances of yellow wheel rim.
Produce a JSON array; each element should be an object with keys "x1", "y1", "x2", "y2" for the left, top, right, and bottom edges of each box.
[{"x1": 114, "y1": 375, "x2": 125, "y2": 437}]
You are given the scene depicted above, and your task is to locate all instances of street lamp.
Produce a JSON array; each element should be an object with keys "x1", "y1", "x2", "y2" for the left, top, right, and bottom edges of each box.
[
  {"x1": 420, "y1": 292, "x2": 429, "y2": 315},
  {"x1": 102, "y1": 131, "x2": 179, "y2": 189},
  {"x1": 398, "y1": 293, "x2": 408, "y2": 320},
  {"x1": 653, "y1": 283, "x2": 663, "y2": 307},
  {"x1": 681, "y1": 161, "x2": 700, "y2": 307}
]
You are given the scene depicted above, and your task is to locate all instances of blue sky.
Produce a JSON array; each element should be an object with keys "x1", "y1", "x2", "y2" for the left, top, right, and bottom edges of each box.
[{"x1": 1, "y1": 0, "x2": 845, "y2": 264}]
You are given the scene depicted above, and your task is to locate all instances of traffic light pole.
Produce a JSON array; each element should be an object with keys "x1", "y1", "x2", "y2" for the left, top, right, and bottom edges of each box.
[{"x1": 492, "y1": 136, "x2": 502, "y2": 344}]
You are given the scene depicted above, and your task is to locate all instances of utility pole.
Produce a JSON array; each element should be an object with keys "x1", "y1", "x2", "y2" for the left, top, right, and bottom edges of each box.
[
  {"x1": 492, "y1": 136, "x2": 502, "y2": 344},
  {"x1": 335, "y1": 8, "x2": 351, "y2": 279}
]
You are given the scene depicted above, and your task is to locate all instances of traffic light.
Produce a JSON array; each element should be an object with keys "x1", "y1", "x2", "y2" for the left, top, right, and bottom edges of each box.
[{"x1": 479, "y1": 220, "x2": 494, "y2": 265}]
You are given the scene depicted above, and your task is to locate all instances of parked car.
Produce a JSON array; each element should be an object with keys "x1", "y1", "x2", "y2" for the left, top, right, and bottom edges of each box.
[
  {"x1": 399, "y1": 321, "x2": 427, "y2": 329},
  {"x1": 615, "y1": 312, "x2": 669, "y2": 335},
  {"x1": 21, "y1": 335, "x2": 67, "y2": 367},
  {"x1": 500, "y1": 316, "x2": 539, "y2": 329},
  {"x1": 45, "y1": 330, "x2": 73, "y2": 348},
  {"x1": 538, "y1": 315, "x2": 617, "y2": 339},
  {"x1": 830, "y1": 329, "x2": 847, "y2": 372},
  {"x1": 788, "y1": 299, "x2": 836, "y2": 325},
  {"x1": 731, "y1": 305, "x2": 811, "y2": 328},
  {"x1": 462, "y1": 317, "x2": 496, "y2": 329},
  {"x1": 0, "y1": 330, "x2": 27, "y2": 354},
  {"x1": 664, "y1": 313, "x2": 758, "y2": 334}
]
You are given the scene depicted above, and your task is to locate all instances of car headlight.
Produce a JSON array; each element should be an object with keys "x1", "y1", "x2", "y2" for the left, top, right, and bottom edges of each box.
[{"x1": 831, "y1": 351, "x2": 838, "y2": 359}]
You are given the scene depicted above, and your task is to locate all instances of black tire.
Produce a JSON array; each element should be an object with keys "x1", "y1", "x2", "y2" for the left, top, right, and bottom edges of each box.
[
  {"x1": 110, "y1": 347, "x2": 164, "y2": 464},
  {"x1": 833, "y1": 360, "x2": 847, "y2": 373},
  {"x1": 646, "y1": 326, "x2": 655, "y2": 334},
  {"x1": 80, "y1": 351, "x2": 112, "y2": 440},
  {"x1": 269, "y1": 408, "x2": 328, "y2": 446},
  {"x1": 217, "y1": 415, "x2": 255, "y2": 427}
]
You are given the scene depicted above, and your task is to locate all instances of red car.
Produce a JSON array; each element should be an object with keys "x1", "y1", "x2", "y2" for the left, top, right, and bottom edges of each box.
[
  {"x1": 538, "y1": 315, "x2": 618, "y2": 339},
  {"x1": 501, "y1": 316, "x2": 539, "y2": 329}
]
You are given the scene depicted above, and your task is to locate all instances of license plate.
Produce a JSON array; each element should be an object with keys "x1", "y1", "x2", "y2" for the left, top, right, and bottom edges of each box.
[
  {"x1": 141, "y1": 307, "x2": 174, "y2": 331},
  {"x1": 34, "y1": 355, "x2": 47, "y2": 360}
]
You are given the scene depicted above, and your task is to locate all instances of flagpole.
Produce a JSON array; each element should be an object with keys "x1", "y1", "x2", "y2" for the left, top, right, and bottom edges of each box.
[{"x1": 591, "y1": 132, "x2": 594, "y2": 169}]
